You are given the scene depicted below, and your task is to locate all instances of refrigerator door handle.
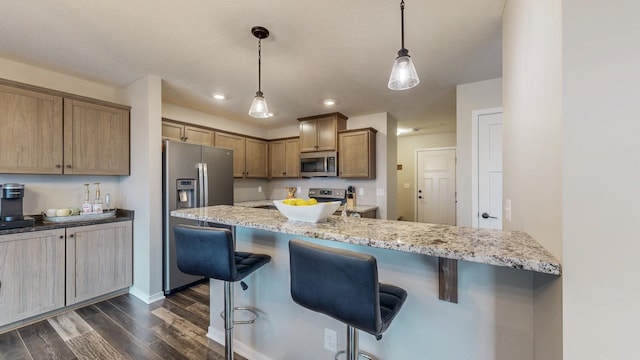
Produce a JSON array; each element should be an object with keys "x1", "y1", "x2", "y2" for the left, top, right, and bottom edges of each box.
[
  {"x1": 203, "y1": 163, "x2": 209, "y2": 207},
  {"x1": 197, "y1": 163, "x2": 204, "y2": 207}
]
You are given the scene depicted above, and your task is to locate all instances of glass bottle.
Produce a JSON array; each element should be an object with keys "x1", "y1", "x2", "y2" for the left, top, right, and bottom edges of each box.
[
  {"x1": 92, "y1": 182, "x2": 103, "y2": 214},
  {"x1": 82, "y1": 184, "x2": 92, "y2": 214}
]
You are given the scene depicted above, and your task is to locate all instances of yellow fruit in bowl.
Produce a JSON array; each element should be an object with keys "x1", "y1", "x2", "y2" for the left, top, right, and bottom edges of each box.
[
  {"x1": 295, "y1": 199, "x2": 308, "y2": 206},
  {"x1": 307, "y1": 198, "x2": 318, "y2": 205}
]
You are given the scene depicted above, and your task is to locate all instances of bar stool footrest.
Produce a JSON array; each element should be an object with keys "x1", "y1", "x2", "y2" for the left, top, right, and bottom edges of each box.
[
  {"x1": 219, "y1": 307, "x2": 259, "y2": 325},
  {"x1": 334, "y1": 350, "x2": 376, "y2": 360}
]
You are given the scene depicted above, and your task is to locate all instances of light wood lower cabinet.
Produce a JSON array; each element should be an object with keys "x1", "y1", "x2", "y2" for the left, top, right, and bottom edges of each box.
[
  {"x1": 66, "y1": 221, "x2": 133, "y2": 305},
  {"x1": 0, "y1": 229, "x2": 66, "y2": 326}
]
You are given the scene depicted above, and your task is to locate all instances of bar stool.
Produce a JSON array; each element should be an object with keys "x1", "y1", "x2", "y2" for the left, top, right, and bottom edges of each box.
[
  {"x1": 288, "y1": 239, "x2": 407, "y2": 360},
  {"x1": 174, "y1": 225, "x2": 271, "y2": 360}
]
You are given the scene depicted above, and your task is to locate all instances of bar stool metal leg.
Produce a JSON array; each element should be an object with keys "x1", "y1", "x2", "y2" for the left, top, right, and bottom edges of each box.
[
  {"x1": 347, "y1": 325, "x2": 358, "y2": 360},
  {"x1": 224, "y1": 281, "x2": 234, "y2": 360}
]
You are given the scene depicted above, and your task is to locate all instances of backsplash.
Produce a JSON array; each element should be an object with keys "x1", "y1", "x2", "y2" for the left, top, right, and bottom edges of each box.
[{"x1": 0, "y1": 175, "x2": 121, "y2": 215}]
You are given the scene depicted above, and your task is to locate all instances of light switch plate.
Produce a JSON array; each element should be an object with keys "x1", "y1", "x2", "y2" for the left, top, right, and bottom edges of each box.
[
  {"x1": 358, "y1": 188, "x2": 364, "y2": 196},
  {"x1": 403, "y1": 182, "x2": 411, "y2": 189},
  {"x1": 376, "y1": 188, "x2": 385, "y2": 196},
  {"x1": 505, "y1": 198, "x2": 512, "y2": 221}
]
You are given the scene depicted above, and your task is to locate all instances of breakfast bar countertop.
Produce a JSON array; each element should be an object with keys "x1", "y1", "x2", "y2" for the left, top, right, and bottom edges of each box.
[
  {"x1": 171, "y1": 205, "x2": 561, "y2": 275},
  {"x1": 234, "y1": 199, "x2": 379, "y2": 214}
]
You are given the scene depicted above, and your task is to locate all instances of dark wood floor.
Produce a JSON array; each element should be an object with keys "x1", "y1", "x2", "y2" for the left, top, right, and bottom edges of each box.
[{"x1": 0, "y1": 283, "x2": 247, "y2": 360}]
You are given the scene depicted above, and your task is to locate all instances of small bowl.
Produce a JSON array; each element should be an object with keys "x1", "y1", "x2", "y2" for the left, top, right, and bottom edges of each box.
[{"x1": 273, "y1": 200, "x2": 341, "y2": 223}]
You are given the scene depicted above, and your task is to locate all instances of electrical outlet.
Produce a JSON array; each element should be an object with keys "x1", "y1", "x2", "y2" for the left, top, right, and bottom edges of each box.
[
  {"x1": 324, "y1": 328, "x2": 337, "y2": 352},
  {"x1": 505, "y1": 198, "x2": 512, "y2": 222},
  {"x1": 358, "y1": 188, "x2": 364, "y2": 196},
  {"x1": 258, "y1": 186, "x2": 262, "y2": 193},
  {"x1": 297, "y1": 186, "x2": 301, "y2": 193}
]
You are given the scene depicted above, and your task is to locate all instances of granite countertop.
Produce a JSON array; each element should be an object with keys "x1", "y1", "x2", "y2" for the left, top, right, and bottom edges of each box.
[
  {"x1": 172, "y1": 205, "x2": 561, "y2": 275},
  {"x1": 235, "y1": 200, "x2": 378, "y2": 214},
  {"x1": 0, "y1": 209, "x2": 134, "y2": 236}
]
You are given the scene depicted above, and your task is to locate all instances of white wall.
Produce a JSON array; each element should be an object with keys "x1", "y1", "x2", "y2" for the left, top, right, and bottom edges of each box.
[
  {"x1": 563, "y1": 0, "x2": 640, "y2": 359},
  {"x1": 0, "y1": 57, "x2": 123, "y2": 215},
  {"x1": 119, "y1": 75, "x2": 164, "y2": 303},
  {"x1": 456, "y1": 78, "x2": 502, "y2": 226},
  {"x1": 503, "y1": 1, "x2": 563, "y2": 359},
  {"x1": 396, "y1": 132, "x2": 456, "y2": 221}
]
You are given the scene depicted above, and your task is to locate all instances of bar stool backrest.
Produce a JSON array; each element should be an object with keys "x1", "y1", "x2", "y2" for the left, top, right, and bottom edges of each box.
[
  {"x1": 289, "y1": 239, "x2": 383, "y2": 335},
  {"x1": 174, "y1": 225, "x2": 237, "y2": 281}
]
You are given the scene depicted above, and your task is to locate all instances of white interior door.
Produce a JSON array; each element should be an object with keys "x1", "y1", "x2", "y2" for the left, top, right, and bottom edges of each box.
[
  {"x1": 416, "y1": 148, "x2": 456, "y2": 225},
  {"x1": 478, "y1": 112, "x2": 503, "y2": 229}
]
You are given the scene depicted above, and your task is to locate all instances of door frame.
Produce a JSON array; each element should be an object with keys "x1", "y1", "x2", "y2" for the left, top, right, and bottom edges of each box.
[
  {"x1": 471, "y1": 107, "x2": 503, "y2": 228},
  {"x1": 414, "y1": 146, "x2": 457, "y2": 222}
]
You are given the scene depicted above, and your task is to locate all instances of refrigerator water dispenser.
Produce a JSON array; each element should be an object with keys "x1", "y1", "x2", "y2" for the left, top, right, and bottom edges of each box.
[{"x1": 176, "y1": 179, "x2": 195, "y2": 208}]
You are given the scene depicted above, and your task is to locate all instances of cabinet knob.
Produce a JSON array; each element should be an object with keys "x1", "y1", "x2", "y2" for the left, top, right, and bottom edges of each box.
[
  {"x1": 69, "y1": 234, "x2": 74, "y2": 238},
  {"x1": 66, "y1": 165, "x2": 72, "y2": 169},
  {"x1": 59, "y1": 235, "x2": 64, "y2": 239},
  {"x1": 55, "y1": 164, "x2": 62, "y2": 169}
]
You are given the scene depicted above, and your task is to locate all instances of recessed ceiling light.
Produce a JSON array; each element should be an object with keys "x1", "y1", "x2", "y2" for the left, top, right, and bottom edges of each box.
[
  {"x1": 323, "y1": 99, "x2": 336, "y2": 106},
  {"x1": 213, "y1": 93, "x2": 226, "y2": 100},
  {"x1": 397, "y1": 128, "x2": 417, "y2": 135}
]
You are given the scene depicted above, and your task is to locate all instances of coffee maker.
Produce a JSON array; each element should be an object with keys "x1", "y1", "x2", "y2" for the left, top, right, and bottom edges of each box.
[{"x1": 0, "y1": 183, "x2": 35, "y2": 229}]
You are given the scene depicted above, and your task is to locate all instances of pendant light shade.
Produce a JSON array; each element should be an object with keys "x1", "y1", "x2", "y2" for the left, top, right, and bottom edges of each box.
[
  {"x1": 388, "y1": 1, "x2": 420, "y2": 90},
  {"x1": 249, "y1": 91, "x2": 270, "y2": 118},
  {"x1": 248, "y1": 26, "x2": 271, "y2": 118}
]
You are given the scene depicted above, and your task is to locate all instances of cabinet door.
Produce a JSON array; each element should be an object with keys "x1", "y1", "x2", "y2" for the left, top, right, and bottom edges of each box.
[
  {"x1": 339, "y1": 130, "x2": 376, "y2": 178},
  {"x1": 66, "y1": 221, "x2": 133, "y2": 305},
  {"x1": 245, "y1": 138, "x2": 268, "y2": 178},
  {"x1": 0, "y1": 84, "x2": 63, "y2": 174},
  {"x1": 215, "y1": 133, "x2": 245, "y2": 177},
  {"x1": 64, "y1": 99, "x2": 130, "y2": 175},
  {"x1": 0, "y1": 229, "x2": 65, "y2": 326},
  {"x1": 299, "y1": 120, "x2": 318, "y2": 152},
  {"x1": 270, "y1": 140, "x2": 286, "y2": 178},
  {"x1": 162, "y1": 121, "x2": 185, "y2": 141},
  {"x1": 284, "y1": 138, "x2": 300, "y2": 177},
  {"x1": 184, "y1": 126, "x2": 214, "y2": 146},
  {"x1": 316, "y1": 116, "x2": 338, "y2": 151}
]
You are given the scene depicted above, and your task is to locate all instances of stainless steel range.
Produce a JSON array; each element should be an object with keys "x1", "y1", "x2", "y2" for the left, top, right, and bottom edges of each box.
[{"x1": 308, "y1": 188, "x2": 346, "y2": 203}]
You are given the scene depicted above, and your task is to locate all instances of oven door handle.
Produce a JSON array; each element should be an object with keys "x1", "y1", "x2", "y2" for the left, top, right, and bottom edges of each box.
[{"x1": 324, "y1": 157, "x2": 328, "y2": 173}]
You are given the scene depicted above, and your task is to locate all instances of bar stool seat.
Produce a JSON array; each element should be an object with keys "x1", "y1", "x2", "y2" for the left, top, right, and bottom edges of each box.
[
  {"x1": 174, "y1": 225, "x2": 271, "y2": 360},
  {"x1": 289, "y1": 239, "x2": 407, "y2": 360}
]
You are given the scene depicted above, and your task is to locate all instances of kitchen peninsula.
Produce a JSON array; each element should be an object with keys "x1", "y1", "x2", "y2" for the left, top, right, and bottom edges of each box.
[{"x1": 171, "y1": 205, "x2": 560, "y2": 360}]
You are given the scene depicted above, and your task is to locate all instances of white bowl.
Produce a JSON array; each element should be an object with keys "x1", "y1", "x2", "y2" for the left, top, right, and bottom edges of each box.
[{"x1": 273, "y1": 200, "x2": 341, "y2": 223}]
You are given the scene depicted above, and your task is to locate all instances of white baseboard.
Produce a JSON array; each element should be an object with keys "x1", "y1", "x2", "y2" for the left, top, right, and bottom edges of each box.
[
  {"x1": 128, "y1": 287, "x2": 165, "y2": 304},
  {"x1": 207, "y1": 326, "x2": 272, "y2": 360}
]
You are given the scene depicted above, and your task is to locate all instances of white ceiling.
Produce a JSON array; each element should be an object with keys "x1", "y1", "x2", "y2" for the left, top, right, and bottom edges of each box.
[{"x1": 0, "y1": 0, "x2": 504, "y2": 134}]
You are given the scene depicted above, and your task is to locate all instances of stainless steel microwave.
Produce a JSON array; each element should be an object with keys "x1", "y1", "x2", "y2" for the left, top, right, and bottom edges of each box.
[{"x1": 300, "y1": 151, "x2": 338, "y2": 177}]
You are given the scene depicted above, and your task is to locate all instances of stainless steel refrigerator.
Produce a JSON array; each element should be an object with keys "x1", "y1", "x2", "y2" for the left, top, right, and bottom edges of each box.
[{"x1": 162, "y1": 139, "x2": 234, "y2": 294}]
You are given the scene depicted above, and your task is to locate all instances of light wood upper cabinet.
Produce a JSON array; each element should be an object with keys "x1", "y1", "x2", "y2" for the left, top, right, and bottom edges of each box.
[
  {"x1": 0, "y1": 84, "x2": 63, "y2": 174},
  {"x1": 215, "y1": 132, "x2": 246, "y2": 178},
  {"x1": 298, "y1": 112, "x2": 347, "y2": 152},
  {"x1": 339, "y1": 128, "x2": 377, "y2": 179},
  {"x1": 66, "y1": 221, "x2": 133, "y2": 305},
  {"x1": 0, "y1": 229, "x2": 66, "y2": 326},
  {"x1": 245, "y1": 138, "x2": 269, "y2": 178},
  {"x1": 0, "y1": 80, "x2": 131, "y2": 176},
  {"x1": 64, "y1": 99, "x2": 130, "y2": 175},
  {"x1": 270, "y1": 138, "x2": 300, "y2": 178},
  {"x1": 162, "y1": 119, "x2": 214, "y2": 146},
  {"x1": 215, "y1": 133, "x2": 269, "y2": 179}
]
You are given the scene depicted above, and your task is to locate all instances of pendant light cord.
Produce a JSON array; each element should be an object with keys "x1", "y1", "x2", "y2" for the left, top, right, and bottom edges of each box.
[
  {"x1": 258, "y1": 38, "x2": 262, "y2": 94},
  {"x1": 400, "y1": 0, "x2": 405, "y2": 50}
]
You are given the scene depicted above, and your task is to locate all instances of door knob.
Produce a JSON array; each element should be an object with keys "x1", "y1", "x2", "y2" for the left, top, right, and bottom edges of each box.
[{"x1": 481, "y1": 212, "x2": 497, "y2": 219}]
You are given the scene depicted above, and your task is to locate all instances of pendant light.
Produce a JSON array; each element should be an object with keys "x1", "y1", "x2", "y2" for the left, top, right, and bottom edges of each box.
[
  {"x1": 388, "y1": 0, "x2": 420, "y2": 90},
  {"x1": 248, "y1": 26, "x2": 271, "y2": 118}
]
